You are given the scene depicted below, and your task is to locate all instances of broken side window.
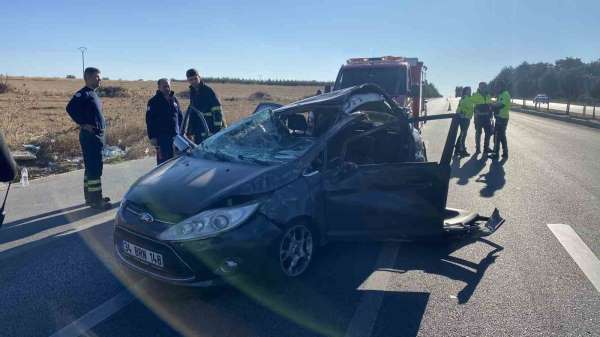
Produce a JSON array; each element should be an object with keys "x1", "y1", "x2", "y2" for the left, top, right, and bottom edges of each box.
[{"x1": 330, "y1": 111, "x2": 408, "y2": 166}]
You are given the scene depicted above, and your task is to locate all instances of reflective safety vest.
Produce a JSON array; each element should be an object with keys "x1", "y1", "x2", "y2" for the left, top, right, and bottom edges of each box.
[
  {"x1": 470, "y1": 92, "x2": 492, "y2": 117},
  {"x1": 457, "y1": 96, "x2": 474, "y2": 119},
  {"x1": 498, "y1": 90, "x2": 511, "y2": 120}
]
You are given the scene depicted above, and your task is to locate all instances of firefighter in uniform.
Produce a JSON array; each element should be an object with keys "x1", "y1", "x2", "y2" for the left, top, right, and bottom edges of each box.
[
  {"x1": 491, "y1": 82, "x2": 511, "y2": 159},
  {"x1": 184, "y1": 68, "x2": 226, "y2": 143},
  {"x1": 454, "y1": 86, "x2": 473, "y2": 156},
  {"x1": 471, "y1": 82, "x2": 493, "y2": 154},
  {"x1": 146, "y1": 78, "x2": 183, "y2": 165},
  {"x1": 66, "y1": 67, "x2": 111, "y2": 210}
]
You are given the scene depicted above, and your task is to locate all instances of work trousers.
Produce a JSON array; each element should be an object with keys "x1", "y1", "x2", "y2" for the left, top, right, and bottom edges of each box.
[
  {"x1": 493, "y1": 118, "x2": 509, "y2": 154},
  {"x1": 474, "y1": 115, "x2": 492, "y2": 151},
  {"x1": 455, "y1": 117, "x2": 471, "y2": 153},
  {"x1": 80, "y1": 130, "x2": 105, "y2": 203},
  {"x1": 156, "y1": 135, "x2": 175, "y2": 165}
]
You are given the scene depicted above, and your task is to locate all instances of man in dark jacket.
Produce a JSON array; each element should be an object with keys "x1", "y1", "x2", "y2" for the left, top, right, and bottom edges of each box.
[
  {"x1": 0, "y1": 129, "x2": 17, "y2": 226},
  {"x1": 146, "y1": 78, "x2": 183, "y2": 165},
  {"x1": 66, "y1": 67, "x2": 111, "y2": 210},
  {"x1": 184, "y1": 68, "x2": 225, "y2": 143},
  {"x1": 0, "y1": 130, "x2": 17, "y2": 183}
]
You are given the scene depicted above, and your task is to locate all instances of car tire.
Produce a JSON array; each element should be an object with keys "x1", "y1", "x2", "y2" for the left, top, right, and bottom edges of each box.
[{"x1": 267, "y1": 220, "x2": 317, "y2": 282}]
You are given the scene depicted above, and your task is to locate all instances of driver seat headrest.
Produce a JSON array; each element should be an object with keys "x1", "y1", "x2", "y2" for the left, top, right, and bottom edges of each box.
[{"x1": 287, "y1": 114, "x2": 308, "y2": 134}]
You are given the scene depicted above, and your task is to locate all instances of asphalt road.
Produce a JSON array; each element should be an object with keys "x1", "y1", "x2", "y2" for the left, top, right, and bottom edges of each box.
[{"x1": 1, "y1": 98, "x2": 599, "y2": 337}]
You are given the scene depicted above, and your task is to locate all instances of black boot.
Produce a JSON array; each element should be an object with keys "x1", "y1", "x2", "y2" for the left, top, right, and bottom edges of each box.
[{"x1": 90, "y1": 197, "x2": 112, "y2": 210}]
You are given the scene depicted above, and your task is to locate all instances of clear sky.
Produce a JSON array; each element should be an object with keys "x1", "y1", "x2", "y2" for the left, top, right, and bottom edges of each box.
[{"x1": 1, "y1": 0, "x2": 598, "y2": 95}]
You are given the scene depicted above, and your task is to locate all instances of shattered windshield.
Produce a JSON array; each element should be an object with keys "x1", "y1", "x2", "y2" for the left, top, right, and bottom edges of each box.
[{"x1": 193, "y1": 108, "x2": 317, "y2": 165}]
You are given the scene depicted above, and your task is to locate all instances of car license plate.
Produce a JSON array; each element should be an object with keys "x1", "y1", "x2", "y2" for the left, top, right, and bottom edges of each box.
[{"x1": 122, "y1": 240, "x2": 164, "y2": 268}]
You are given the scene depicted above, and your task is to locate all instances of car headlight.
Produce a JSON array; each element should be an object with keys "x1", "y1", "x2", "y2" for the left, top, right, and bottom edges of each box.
[{"x1": 158, "y1": 202, "x2": 260, "y2": 241}]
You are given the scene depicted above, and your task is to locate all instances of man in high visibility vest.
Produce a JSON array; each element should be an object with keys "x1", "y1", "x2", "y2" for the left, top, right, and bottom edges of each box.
[
  {"x1": 454, "y1": 86, "x2": 473, "y2": 156},
  {"x1": 471, "y1": 82, "x2": 493, "y2": 154},
  {"x1": 491, "y1": 81, "x2": 511, "y2": 159}
]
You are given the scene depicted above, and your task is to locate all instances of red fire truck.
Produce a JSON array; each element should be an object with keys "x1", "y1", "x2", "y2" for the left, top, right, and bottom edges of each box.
[{"x1": 333, "y1": 56, "x2": 427, "y2": 126}]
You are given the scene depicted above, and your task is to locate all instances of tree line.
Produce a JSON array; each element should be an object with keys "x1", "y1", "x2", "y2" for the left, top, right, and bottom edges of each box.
[
  {"x1": 422, "y1": 81, "x2": 442, "y2": 98},
  {"x1": 488, "y1": 57, "x2": 600, "y2": 111}
]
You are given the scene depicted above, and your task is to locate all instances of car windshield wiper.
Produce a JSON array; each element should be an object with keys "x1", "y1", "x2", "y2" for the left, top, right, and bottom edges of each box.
[
  {"x1": 212, "y1": 150, "x2": 234, "y2": 162},
  {"x1": 199, "y1": 147, "x2": 232, "y2": 162}
]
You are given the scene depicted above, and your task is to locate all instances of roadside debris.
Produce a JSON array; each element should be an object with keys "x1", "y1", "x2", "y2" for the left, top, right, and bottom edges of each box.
[
  {"x1": 102, "y1": 146, "x2": 126, "y2": 160},
  {"x1": 23, "y1": 144, "x2": 41, "y2": 154},
  {"x1": 12, "y1": 150, "x2": 37, "y2": 162}
]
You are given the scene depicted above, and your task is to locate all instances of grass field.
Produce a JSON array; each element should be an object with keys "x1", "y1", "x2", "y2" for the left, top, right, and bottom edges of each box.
[{"x1": 0, "y1": 77, "x2": 321, "y2": 177}]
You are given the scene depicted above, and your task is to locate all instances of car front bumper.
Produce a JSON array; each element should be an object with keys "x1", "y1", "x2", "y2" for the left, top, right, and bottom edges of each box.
[{"x1": 113, "y1": 212, "x2": 282, "y2": 287}]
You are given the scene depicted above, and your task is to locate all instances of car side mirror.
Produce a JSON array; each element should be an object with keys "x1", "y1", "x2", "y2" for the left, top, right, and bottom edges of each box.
[{"x1": 174, "y1": 134, "x2": 195, "y2": 153}]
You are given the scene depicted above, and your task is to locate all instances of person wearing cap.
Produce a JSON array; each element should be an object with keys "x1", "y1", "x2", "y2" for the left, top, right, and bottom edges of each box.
[
  {"x1": 66, "y1": 67, "x2": 111, "y2": 210},
  {"x1": 146, "y1": 78, "x2": 183, "y2": 165},
  {"x1": 184, "y1": 69, "x2": 226, "y2": 144}
]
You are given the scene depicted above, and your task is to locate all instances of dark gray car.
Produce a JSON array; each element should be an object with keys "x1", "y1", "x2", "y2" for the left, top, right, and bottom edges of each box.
[{"x1": 113, "y1": 84, "x2": 503, "y2": 286}]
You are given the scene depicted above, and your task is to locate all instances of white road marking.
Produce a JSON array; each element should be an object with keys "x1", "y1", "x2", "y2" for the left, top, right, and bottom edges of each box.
[
  {"x1": 48, "y1": 289, "x2": 135, "y2": 337},
  {"x1": 344, "y1": 243, "x2": 399, "y2": 337},
  {"x1": 548, "y1": 224, "x2": 600, "y2": 293}
]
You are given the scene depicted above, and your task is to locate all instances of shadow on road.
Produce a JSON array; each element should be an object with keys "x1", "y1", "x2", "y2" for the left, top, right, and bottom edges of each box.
[
  {"x1": 2, "y1": 203, "x2": 87, "y2": 228},
  {"x1": 451, "y1": 154, "x2": 487, "y2": 185},
  {"x1": 112, "y1": 236, "x2": 504, "y2": 337},
  {"x1": 477, "y1": 158, "x2": 507, "y2": 197},
  {"x1": 0, "y1": 201, "x2": 120, "y2": 246}
]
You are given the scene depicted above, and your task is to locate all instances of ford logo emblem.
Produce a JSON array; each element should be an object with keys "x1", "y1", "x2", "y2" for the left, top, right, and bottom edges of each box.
[{"x1": 140, "y1": 212, "x2": 154, "y2": 223}]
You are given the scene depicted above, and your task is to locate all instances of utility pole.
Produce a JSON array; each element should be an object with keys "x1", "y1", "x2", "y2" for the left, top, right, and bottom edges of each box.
[{"x1": 77, "y1": 47, "x2": 87, "y2": 78}]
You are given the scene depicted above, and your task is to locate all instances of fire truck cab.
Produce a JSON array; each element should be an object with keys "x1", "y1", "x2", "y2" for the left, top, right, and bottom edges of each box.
[{"x1": 333, "y1": 56, "x2": 427, "y2": 127}]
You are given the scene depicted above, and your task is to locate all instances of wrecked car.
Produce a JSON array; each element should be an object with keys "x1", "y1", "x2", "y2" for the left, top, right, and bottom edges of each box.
[{"x1": 113, "y1": 84, "x2": 504, "y2": 286}]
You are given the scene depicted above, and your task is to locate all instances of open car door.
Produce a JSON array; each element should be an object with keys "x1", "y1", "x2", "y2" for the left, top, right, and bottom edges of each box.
[
  {"x1": 323, "y1": 113, "x2": 448, "y2": 240},
  {"x1": 324, "y1": 112, "x2": 504, "y2": 241}
]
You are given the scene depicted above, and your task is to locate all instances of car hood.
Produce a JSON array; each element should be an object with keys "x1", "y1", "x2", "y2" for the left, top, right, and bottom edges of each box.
[{"x1": 124, "y1": 155, "x2": 302, "y2": 222}]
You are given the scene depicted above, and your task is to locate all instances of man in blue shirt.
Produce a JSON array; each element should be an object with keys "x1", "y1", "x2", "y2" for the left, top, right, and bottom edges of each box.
[
  {"x1": 146, "y1": 78, "x2": 183, "y2": 165},
  {"x1": 66, "y1": 67, "x2": 111, "y2": 210}
]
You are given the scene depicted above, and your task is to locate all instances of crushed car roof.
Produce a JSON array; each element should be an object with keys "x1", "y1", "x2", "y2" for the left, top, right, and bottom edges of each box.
[{"x1": 275, "y1": 83, "x2": 402, "y2": 114}]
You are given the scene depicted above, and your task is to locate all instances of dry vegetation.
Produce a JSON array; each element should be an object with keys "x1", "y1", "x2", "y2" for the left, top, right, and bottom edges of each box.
[{"x1": 0, "y1": 76, "x2": 321, "y2": 177}]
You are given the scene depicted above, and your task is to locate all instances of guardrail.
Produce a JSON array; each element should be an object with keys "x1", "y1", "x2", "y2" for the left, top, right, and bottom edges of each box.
[{"x1": 511, "y1": 98, "x2": 597, "y2": 119}]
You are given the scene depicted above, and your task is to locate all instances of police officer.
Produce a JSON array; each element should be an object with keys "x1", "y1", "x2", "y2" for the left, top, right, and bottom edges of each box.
[
  {"x1": 66, "y1": 67, "x2": 111, "y2": 210},
  {"x1": 471, "y1": 82, "x2": 493, "y2": 154},
  {"x1": 146, "y1": 78, "x2": 183, "y2": 165},
  {"x1": 454, "y1": 86, "x2": 473, "y2": 156},
  {"x1": 184, "y1": 69, "x2": 225, "y2": 143},
  {"x1": 491, "y1": 81, "x2": 511, "y2": 159}
]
